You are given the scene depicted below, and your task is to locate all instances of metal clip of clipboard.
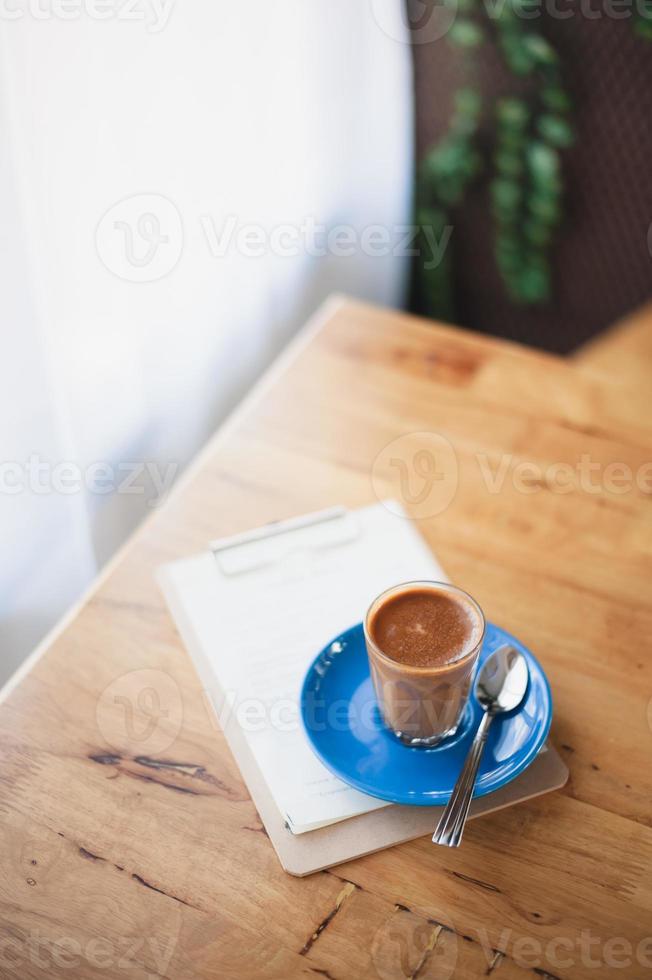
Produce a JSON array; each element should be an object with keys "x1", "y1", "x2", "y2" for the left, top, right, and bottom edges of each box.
[{"x1": 210, "y1": 506, "x2": 360, "y2": 576}]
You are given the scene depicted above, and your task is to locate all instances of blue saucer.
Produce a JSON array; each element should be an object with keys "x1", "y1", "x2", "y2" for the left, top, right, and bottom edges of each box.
[{"x1": 301, "y1": 622, "x2": 552, "y2": 805}]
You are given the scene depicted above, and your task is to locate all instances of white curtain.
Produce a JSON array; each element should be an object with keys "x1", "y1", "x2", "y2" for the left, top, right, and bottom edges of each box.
[{"x1": 0, "y1": 0, "x2": 414, "y2": 686}]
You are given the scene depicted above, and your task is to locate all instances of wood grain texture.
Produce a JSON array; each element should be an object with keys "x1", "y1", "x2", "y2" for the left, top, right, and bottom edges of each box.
[
  {"x1": 573, "y1": 301, "x2": 652, "y2": 431},
  {"x1": 1, "y1": 296, "x2": 651, "y2": 980},
  {"x1": 574, "y1": 301, "x2": 652, "y2": 371}
]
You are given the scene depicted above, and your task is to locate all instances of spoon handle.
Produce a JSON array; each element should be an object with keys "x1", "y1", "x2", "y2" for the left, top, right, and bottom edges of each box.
[{"x1": 432, "y1": 711, "x2": 493, "y2": 847}]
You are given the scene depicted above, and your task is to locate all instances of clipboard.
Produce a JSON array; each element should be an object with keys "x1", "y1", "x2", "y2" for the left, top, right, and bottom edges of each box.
[
  {"x1": 158, "y1": 503, "x2": 568, "y2": 874},
  {"x1": 234, "y1": 732, "x2": 568, "y2": 876}
]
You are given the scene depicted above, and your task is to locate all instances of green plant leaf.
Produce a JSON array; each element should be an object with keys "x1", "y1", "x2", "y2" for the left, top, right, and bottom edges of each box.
[
  {"x1": 522, "y1": 34, "x2": 558, "y2": 65},
  {"x1": 524, "y1": 219, "x2": 553, "y2": 247},
  {"x1": 494, "y1": 150, "x2": 524, "y2": 179},
  {"x1": 517, "y1": 264, "x2": 551, "y2": 302},
  {"x1": 527, "y1": 142, "x2": 560, "y2": 182},
  {"x1": 449, "y1": 20, "x2": 485, "y2": 47},
  {"x1": 538, "y1": 114, "x2": 574, "y2": 147},
  {"x1": 500, "y1": 36, "x2": 536, "y2": 74},
  {"x1": 528, "y1": 195, "x2": 560, "y2": 224},
  {"x1": 491, "y1": 178, "x2": 522, "y2": 214},
  {"x1": 542, "y1": 87, "x2": 572, "y2": 112},
  {"x1": 634, "y1": 17, "x2": 652, "y2": 38},
  {"x1": 496, "y1": 98, "x2": 529, "y2": 129}
]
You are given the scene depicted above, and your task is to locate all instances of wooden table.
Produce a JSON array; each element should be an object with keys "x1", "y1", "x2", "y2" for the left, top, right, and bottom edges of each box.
[{"x1": 2, "y1": 298, "x2": 651, "y2": 980}]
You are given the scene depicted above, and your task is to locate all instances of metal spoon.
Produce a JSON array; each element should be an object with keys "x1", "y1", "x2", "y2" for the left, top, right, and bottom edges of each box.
[{"x1": 432, "y1": 644, "x2": 529, "y2": 848}]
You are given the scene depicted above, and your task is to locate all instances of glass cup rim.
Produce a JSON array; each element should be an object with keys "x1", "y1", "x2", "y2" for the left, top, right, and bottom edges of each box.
[{"x1": 363, "y1": 579, "x2": 486, "y2": 674}]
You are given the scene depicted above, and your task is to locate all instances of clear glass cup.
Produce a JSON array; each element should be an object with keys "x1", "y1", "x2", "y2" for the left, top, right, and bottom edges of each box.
[{"x1": 364, "y1": 580, "x2": 485, "y2": 747}]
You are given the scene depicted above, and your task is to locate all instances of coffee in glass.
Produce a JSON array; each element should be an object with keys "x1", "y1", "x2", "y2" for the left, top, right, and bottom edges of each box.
[{"x1": 364, "y1": 581, "x2": 485, "y2": 746}]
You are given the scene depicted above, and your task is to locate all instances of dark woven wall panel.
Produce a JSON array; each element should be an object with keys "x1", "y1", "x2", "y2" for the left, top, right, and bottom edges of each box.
[{"x1": 411, "y1": 13, "x2": 652, "y2": 351}]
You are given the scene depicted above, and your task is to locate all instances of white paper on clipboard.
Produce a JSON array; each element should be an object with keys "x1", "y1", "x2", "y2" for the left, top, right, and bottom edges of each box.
[{"x1": 157, "y1": 501, "x2": 448, "y2": 834}]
